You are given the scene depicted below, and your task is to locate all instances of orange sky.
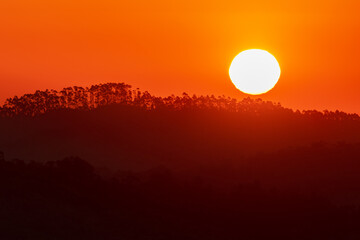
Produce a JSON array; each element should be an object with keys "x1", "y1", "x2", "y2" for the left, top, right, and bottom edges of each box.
[{"x1": 1, "y1": 0, "x2": 360, "y2": 112}]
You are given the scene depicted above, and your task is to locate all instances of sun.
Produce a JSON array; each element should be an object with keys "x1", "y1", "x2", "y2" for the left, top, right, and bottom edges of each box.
[{"x1": 229, "y1": 49, "x2": 281, "y2": 95}]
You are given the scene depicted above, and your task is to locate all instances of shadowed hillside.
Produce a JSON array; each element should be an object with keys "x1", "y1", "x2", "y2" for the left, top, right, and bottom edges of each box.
[
  {"x1": 1, "y1": 83, "x2": 360, "y2": 239},
  {"x1": 0, "y1": 83, "x2": 359, "y2": 169}
]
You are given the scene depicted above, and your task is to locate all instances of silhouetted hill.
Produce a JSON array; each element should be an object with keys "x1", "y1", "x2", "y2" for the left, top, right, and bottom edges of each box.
[
  {"x1": 1, "y1": 83, "x2": 360, "y2": 239},
  {"x1": 0, "y1": 83, "x2": 359, "y2": 170}
]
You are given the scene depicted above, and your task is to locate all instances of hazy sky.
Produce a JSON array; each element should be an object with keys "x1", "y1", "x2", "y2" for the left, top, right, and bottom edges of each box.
[{"x1": 1, "y1": 0, "x2": 360, "y2": 112}]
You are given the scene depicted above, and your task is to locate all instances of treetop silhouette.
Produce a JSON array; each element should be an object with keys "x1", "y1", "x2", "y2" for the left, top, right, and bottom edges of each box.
[{"x1": 0, "y1": 82, "x2": 358, "y2": 121}]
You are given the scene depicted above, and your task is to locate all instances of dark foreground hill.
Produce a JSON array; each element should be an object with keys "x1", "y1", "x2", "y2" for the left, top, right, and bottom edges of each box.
[
  {"x1": 0, "y1": 154, "x2": 360, "y2": 240},
  {"x1": 1, "y1": 82, "x2": 360, "y2": 239}
]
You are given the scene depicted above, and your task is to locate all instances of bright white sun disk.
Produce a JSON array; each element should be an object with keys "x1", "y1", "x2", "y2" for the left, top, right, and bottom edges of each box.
[{"x1": 229, "y1": 49, "x2": 281, "y2": 95}]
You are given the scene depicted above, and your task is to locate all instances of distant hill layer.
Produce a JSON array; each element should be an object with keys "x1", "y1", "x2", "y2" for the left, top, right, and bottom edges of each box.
[
  {"x1": 0, "y1": 82, "x2": 359, "y2": 171},
  {"x1": 1, "y1": 82, "x2": 359, "y2": 120}
]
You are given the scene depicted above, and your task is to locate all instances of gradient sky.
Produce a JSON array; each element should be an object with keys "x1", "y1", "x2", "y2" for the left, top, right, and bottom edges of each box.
[{"x1": 1, "y1": 0, "x2": 360, "y2": 112}]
